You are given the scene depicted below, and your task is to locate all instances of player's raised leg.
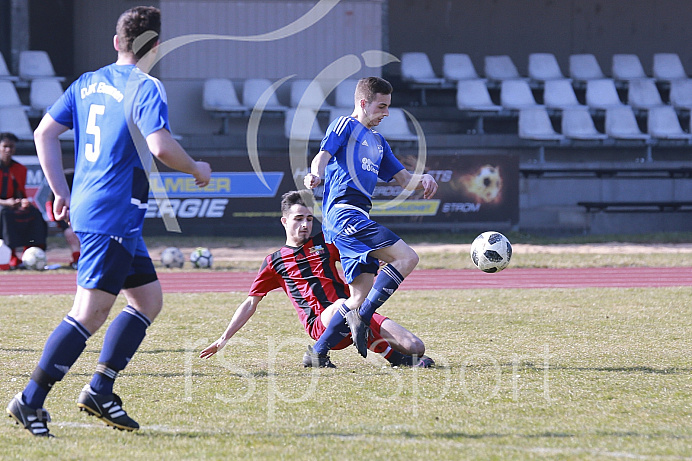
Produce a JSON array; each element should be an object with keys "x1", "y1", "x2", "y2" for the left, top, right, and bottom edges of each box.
[{"x1": 346, "y1": 239, "x2": 419, "y2": 357}]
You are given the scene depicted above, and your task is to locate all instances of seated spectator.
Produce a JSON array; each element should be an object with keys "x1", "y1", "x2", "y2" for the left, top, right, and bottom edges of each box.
[
  {"x1": 0, "y1": 132, "x2": 48, "y2": 269},
  {"x1": 45, "y1": 169, "x2": 80, "y2": 269}
]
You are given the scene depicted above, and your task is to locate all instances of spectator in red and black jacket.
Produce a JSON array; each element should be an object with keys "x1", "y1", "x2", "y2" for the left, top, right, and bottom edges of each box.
[{"x1": 0, "y1": 132, "x2": 47, "y2": 269}]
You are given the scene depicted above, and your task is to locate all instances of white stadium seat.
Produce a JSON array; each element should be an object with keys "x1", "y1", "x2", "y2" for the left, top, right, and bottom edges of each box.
[
  {"x1": 241, "y1": 78, "x2": 288, "y2": 113},
  {"x1": 561, "y1": 107, "x2": 607, "y2": 140},
  {"x1": 569, "y1": 53, "x2": 606, "y2": 82}
]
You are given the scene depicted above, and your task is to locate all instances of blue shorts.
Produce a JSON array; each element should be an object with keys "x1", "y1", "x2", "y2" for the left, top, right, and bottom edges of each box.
[
  {"x1": 325, "y1": 206, "x2": 400, "y2": 283},
  {"x1": 76, "y1": 232, "x2": 157, "y2": 295}
]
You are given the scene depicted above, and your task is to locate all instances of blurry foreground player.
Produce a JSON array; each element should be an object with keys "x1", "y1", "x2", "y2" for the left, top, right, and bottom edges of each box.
[
  {"x1": 6, "y1": 6, "x2": 211, "y2": 437},
  {"x1": 200, "y1": 191, "x2": 434, "y2": 369},
  {"x1": 45, "y1": 169, "x2": 80, "y2": 269}
]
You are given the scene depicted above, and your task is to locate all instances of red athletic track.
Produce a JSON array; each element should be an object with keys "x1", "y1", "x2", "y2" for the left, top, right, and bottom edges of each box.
[{"x1": 1, "y1": 267, "x2": 691, "y2": 296}]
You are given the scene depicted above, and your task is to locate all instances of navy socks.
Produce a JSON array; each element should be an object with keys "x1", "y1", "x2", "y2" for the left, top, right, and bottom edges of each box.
[
  {"x1": 23, "y1": 316, "x2": 91, "y2": 409},
  {"x1": 313, "y1": 303, "x2": 351, "y2": 355},
  {"x1": 90, "y1": 306, "x2": 151, "y2": 395},
  {"x1": 358, "y1": 265, "x2": 404, "y2": 323}
]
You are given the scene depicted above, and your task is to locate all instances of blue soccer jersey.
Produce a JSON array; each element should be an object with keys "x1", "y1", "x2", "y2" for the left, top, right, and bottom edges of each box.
[
  {"x1": 48, "y1": 63, "x2": 170, "y2": 238},
  {"x1": 319, "y1": 116, "x2": 404, "y2": 218}
]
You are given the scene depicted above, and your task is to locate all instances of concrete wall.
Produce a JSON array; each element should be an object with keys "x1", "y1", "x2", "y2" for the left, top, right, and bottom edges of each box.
[
  {"x1": 387, "y1": 0, "x2": 692, "y2": 79},
  {"x1": 159, "y1": 0, "x2": 383, "y2": 80}
]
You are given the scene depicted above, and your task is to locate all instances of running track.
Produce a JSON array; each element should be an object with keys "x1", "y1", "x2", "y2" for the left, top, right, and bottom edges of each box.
[{"x1": 1, "y1": 267, "x2": 691, "y2": 295}]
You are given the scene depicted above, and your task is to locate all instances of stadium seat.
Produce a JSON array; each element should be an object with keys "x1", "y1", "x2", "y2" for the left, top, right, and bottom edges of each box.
[
  {"x1": 561, "y1": 107, "x2": 608, "y2": 140},
  {"x1": 0, "y1": 52, "x2": 18, "y2": 82},
  {"x1": 652, "y1": 53, "x2": 688, "y2": 82},
  {"x1": 518, "y1": 107, "x2": 565, "y2": 140},
  {"x1": 669, "y1": 79, "x2": 692, "y2": 110},
  {"x1": 18, "y1": 50, "x2": 64, "y2": 85},
  {"x1": 401, "y1": 52, "x2": 446, "y2": 85},
  {"x1": 29, "y1": 78, "x2": 64, "y2": 115},
  {"x1": 528, "y1": 53, "x2": 566, "y2": 82},
  {"x1": 400, "y1": 52, "x2": 449, "y2": 105},
  {"x1": 0, "y1": 106, "x2": 34, "y2": 140},
  {"x1": 611, "y1": 54, "x2": 648, "y2": 82},
  {"x1": 202, "y1": 78, "x2": 248, "y2": 134},
  {"x1": 604, "y1": 106, "x2": 650, "y2": 140},
  {"x1": 0, "y1": 80, "x2": 24, "y2": 108},
  {"x1": 375, "y1": 108, "x2": 417, "y2": 142},
  {"x1": 284, "y1": 108, "x2": 323, "y2": 141},
  {"x1": 647, "y1": 105, "x2": 692, "y2": 140},
  {"x1": 443, "y1": 53, "x2": 481, "y2": 82},
  {"x1": 289, "y1": 79, "x2": 333, "y2": 110},
  {"x1": 585, "y1": 79, "x2": 625, "y2": 110},
  {"x1": 500, "y1": 79, "x2": 541, "y2": 110},
  {"x1": 627, "y1": 78, "x2": 664, "y2": 111},
  {"x1": 241, "y1": 78, "x2": 288, "y2": 114},
  {"x1": 484, "y1": 55, "x2": 524, "y2": 83},
  {"x1": 543, "y1": 79, "x2": 582, "y2": 110},
  {"x1": 455, "y1": 79, "x2": 503, "y2": 134},
  {"x1": 569, "y1": 53, "x2": 606, "y2": 83},
  {"x1": 333, "y1": 79, "x2": 358, "y2": 108},
  {"x1": 456, "y1": 79, "x2": 502, "y2": 111}
]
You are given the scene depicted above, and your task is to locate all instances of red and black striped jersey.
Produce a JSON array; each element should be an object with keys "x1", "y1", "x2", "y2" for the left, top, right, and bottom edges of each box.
[
  {"x1": 0, "y1": 160, "x2": 27, "y2": 199},
  {"x1": 248, "y1": 233, "x2": 350, "y2": 329}
]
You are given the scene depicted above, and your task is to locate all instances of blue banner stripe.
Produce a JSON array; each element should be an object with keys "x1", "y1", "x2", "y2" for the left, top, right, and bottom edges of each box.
[{"x1": 149, "y1": 172, "x2": 284, "y2": 198}]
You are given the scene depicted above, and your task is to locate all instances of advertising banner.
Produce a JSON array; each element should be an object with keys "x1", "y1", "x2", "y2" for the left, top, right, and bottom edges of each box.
[{"x1": 143, "y1": 153, "x2": 519, "y2": 236}]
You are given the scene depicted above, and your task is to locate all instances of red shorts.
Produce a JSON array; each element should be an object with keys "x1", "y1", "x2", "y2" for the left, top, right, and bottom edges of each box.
[{"x1": 310, "y1": 311, "x2": 388, "y2": 351}]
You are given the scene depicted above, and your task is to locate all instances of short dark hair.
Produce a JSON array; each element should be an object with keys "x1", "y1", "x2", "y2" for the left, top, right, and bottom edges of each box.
[
  {"x1": 355, "y1": 77, "x2": 393, "y2": 103},
  {"x1": 0, "y1": 132, "x2": 18, "y2": 144},
  {"x1": 280, "y1": 190, "x2": 309, "y2": 216},
  {"x1": 116, "y1": 6, "x2": 161, "y2": 60}
]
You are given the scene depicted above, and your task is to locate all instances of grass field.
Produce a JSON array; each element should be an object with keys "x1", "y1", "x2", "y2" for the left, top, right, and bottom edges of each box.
[{"x1": 1, "y1": 244, "x2": 691, "y2": 460}]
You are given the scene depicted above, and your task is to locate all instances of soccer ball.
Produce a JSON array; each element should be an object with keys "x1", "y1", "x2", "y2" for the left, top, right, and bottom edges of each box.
[
  {"x1": 190, "y1": 247, "x2": 213, "y2": 268},
  {"x1": 22, "y1": 247, "x2": 47, "y2": 271},
  {"x1": 470, "y1": 231, "x2": 512, "y2": 273},
  {"x1": 161, "y1": 247, "x2": 184, "y2": 268}
]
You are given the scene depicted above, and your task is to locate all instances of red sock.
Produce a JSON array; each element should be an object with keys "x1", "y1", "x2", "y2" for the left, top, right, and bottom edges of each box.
[{"x1": 71, "y1": 251, "x2": 80, "y2": 264}]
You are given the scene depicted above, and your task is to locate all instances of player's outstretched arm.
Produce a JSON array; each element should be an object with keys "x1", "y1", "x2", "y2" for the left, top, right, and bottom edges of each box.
[
  {"x1": 393, "y1": 170, "x2": 438, "y2": 199},
  {"x1": 199, "y1": 296, "x2": 262, "y2": 359},
  {"x1": 34, "y1": 114, "x2": 72, "y2": 222},
  {"x1": 146, "y1": 128, "x2": 212, "y2": 188},
  {"x1": 304, "y1": 150, "x2": 332, "y2": 189}
]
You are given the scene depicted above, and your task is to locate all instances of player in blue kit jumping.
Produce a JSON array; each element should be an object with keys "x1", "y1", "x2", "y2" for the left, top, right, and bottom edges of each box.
[
  {"x1": 304, "y1": 77, "x2": 438, "y2": 362},
  {"x1": 6, "y1": 6, "x2": 211, "y2": 437}
]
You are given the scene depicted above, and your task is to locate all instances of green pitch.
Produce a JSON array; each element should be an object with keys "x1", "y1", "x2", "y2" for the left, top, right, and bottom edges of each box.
[{"x1": 1, "y1": 284, "x2": 690, "y2": 459}]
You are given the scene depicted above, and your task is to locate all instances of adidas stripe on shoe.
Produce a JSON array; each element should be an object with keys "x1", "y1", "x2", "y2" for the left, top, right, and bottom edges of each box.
[
  {"x1": 6, "y1": 392, "x2": 53, "y2": 437},
  {"x1": 77, "y1": 384, "x2": 139, "y2": 431}
]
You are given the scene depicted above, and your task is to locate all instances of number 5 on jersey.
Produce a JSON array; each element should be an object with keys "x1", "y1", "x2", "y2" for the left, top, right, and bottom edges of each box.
[{"x1": 85, "y1": 104, "x2": 105, "y2": 162}]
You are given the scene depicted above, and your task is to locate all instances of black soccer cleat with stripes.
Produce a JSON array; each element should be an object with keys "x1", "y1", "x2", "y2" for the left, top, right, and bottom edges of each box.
[
  {"x1": 77, "y1": 384, "x2": 139, "y2": 431},
  {"x1": 6, "y1": 392, "x2": 53, "y2": 437}
]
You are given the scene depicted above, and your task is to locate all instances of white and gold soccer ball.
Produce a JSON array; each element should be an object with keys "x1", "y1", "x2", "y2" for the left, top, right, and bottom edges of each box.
[
  {"x1": 22, "y1": 246, "x2": 47, "y2": 271},
  {"x1": 470, "y1": 231, "x2": 512, "y2": 273},
  {"x1": 190, "y1": 247, "x2": 213, "y2": 269},
  {"x1": 161, "y1": 247, "x2": 185, "y2": 268}
]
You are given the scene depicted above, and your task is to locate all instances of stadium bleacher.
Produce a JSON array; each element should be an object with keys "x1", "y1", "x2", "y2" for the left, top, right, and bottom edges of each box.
[
  {"x1": 392, "y1": 51, "x2": 691, "y2": 154},
  {"x1": 197, "y1": 51, "x2": 692, "y2": 158},
  {"x1": 0, "y1": 50, "x2": 69, "y2": 142}
]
